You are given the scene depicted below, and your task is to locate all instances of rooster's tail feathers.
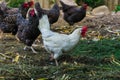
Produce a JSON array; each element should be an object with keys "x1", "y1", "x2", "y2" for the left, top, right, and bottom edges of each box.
[
  {"x1": 34, "y1": 2, "x2": 43, "y2": 18},
  {"x1": 52, "y1": 3, "x2": 59, "y2": 10}
]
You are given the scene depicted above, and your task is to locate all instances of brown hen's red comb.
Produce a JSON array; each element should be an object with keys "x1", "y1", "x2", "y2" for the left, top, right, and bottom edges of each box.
[
  {"x1": 23, "y1": 2, "x2": 29, "y2": 8},
  {"x1": 83, "y1": 4, "x2": 87, "y2": 9}
]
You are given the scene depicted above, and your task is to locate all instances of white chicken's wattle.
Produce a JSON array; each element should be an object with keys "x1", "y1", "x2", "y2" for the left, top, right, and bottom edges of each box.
[{"x1": 38, "y1": 14, "x2": 87, "y2": 66}]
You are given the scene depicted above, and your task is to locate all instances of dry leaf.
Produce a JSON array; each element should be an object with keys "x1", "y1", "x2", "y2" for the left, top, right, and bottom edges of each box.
[{"x1": 12, "y1": 53, "x2": 20, "y2": 63}]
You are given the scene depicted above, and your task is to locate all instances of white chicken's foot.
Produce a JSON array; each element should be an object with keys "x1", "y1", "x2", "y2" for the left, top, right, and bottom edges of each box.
[
  {"x1": 30, "y1": 46, "x2": 38, "y2": 53},
  {"x1": 50, "y1": 54, "x2": 59, "y2": 66}
]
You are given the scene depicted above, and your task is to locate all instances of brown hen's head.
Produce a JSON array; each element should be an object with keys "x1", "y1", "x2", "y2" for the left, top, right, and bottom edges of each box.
[
  {"x1": 81, "y1": 26, "x2": 88, "y2": 37},
  {"x1": 28, "y1": 0, "x2": 34, "y2": 7},
  {"x1": 29, "y1": 9, "x2": 35, "y2": 17},
  {"x1": 23, "y1": 2, "x2": 29, "y2": 8},
  {"x1": 83, "y1": 4, "x2": 87, "y2": 10}
]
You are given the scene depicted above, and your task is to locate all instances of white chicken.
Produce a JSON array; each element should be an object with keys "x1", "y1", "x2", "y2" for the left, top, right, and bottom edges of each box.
[{"x1": 38, "y1": 14, "x2": 87, "y2": 66}]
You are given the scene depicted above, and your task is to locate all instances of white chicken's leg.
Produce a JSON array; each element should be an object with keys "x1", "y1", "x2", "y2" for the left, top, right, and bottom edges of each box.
[
  {"x1": 30, "y1": 46, "x2": 38, "y2": 53},
  {"x1": 50, "y1": 53, "x2": 59, "y2": 66},
  {"x1": 50, "y1": 51, "x2": 62, "y2": 66}
]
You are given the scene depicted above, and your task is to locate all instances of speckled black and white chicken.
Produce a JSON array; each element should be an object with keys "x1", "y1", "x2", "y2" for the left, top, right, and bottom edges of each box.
[{"x1": 16, "y1": 8, "x2": 40, "y2": 53}]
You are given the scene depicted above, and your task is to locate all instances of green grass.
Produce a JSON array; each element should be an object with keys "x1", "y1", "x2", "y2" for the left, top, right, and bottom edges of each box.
[
  {"x1": 115, "y1": 5, "x2": 120, "y2": 12},
  {"x1": 72, "y1": 39, "x2": 120, "y2": 59},
  {"x1": 0, "y1": 37, "x2": 120, "y2": 80}
]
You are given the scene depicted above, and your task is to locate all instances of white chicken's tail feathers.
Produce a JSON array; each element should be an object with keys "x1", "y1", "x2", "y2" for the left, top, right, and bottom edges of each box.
[{"x1": 38, "y1": 14, "x2": 50, "y2": 31}]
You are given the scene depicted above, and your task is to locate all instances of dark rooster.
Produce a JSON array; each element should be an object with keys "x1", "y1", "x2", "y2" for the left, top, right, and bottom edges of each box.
[
  {"x1": 16, "y1": 9, "x2": 40, "y2": 53},
  {"x1": 60, "y1": 1, "x2": 87, "y2": 25},
  {"x1": 19, "y1": 0, "x2": 34, "y2": 18},
  {"x1": 34, "y1": 2, "x2": 60, "y2": 24}
]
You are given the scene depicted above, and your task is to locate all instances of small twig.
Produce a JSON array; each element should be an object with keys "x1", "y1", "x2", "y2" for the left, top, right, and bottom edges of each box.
[
  {"x1": 61, "y1": 74, "x2": 71, "y2": 80},
  {"x1": 111, "y1": 55, "x2": 120, "y2": 66},
  {"x1": 78, "y1": 50, "x2": 91, "y2": 53},
  {"x1": 6, "y1": 0, "x2": 11, "y2": 5},
  {"x1": 0, "y1": 53, "x2": 11, "y2": 59},
  {"x1": 112, "y1": 59, "x2": 120, "y2": 66},
  {"x1": 105, "y1": 27, "x2": 120, "y2": 36}
]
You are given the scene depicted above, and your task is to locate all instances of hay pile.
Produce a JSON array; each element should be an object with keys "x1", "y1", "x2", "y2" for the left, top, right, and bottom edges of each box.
[{"x1": 81, "y1": 14, "x2": 120, "y2": 40}]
